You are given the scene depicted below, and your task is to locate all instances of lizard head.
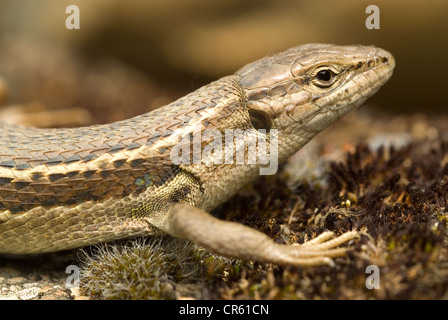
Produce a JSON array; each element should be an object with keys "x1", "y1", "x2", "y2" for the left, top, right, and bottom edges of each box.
[{"x1": 236, "y1": 43, "x2": 395, "y2": 161}]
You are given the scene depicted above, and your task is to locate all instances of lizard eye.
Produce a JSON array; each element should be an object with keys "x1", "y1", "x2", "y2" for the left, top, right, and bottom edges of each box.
[
  {"x1": 316, "y1": 70, "x2": 333, "y2": 82},
  {"x1": 312, "y1": 68, "x2": 338, "y2": 88}
]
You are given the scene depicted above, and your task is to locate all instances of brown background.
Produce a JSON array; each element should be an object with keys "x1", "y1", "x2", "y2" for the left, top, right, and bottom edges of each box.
[
  {"x1": 1, "y1": 1, "x2": 448, "y2": 300},
  {"x1": 0, "y1": 0, "x2": 447, "y2": 120}
]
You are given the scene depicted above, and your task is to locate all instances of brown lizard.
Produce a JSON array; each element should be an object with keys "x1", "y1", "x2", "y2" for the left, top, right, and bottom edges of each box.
[{"x1": 0, "y1": 44, "x2": 394, "y2": 266}]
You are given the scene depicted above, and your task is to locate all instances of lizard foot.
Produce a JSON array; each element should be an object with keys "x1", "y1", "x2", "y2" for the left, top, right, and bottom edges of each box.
[{"x1": 160, "y1": 204, "x2": 360, "y2": 267}]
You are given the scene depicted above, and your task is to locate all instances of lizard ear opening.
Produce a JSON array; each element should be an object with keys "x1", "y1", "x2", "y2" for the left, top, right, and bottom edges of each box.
[{"x1": 248, "y1": 109, "x2": 271, "y2": 133}]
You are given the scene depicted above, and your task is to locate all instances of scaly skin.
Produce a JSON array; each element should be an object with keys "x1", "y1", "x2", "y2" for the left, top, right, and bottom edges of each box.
[{"x1": 0, "y1": 44, "x2": 394, "y2": 265}]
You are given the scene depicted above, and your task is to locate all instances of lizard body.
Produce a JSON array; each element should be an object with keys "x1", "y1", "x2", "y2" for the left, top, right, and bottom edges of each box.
[{"x1": 0, "y1": 44, "x2": 394, "y2": 265}]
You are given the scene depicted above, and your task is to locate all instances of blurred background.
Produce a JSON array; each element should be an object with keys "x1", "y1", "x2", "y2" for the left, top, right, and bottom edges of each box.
[
  {"x1": 1, "y1": 0, "x2": 448, "y2": 301},
  {"x1": 0, "y1": 0, "x2": 447, "y2": 127}
]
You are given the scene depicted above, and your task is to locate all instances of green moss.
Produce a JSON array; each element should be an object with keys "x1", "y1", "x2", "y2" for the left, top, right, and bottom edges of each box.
[
  {"x1": 424, "y1": 241, "x2": 434, "y2": 253},
  {"x1": 78, "y1": 236, "x2": 241, "y2": 299},
  {"x1": 78, "y1": 136, "x2": 448, "y2": 300},
  {"x1": 387, "y1": 239, "x2": 396, "y2": 251}
]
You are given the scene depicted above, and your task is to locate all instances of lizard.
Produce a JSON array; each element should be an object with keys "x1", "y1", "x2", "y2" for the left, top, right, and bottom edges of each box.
[{"x1": 0, "y1": 44, "x2": 395, "y2": 266}]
